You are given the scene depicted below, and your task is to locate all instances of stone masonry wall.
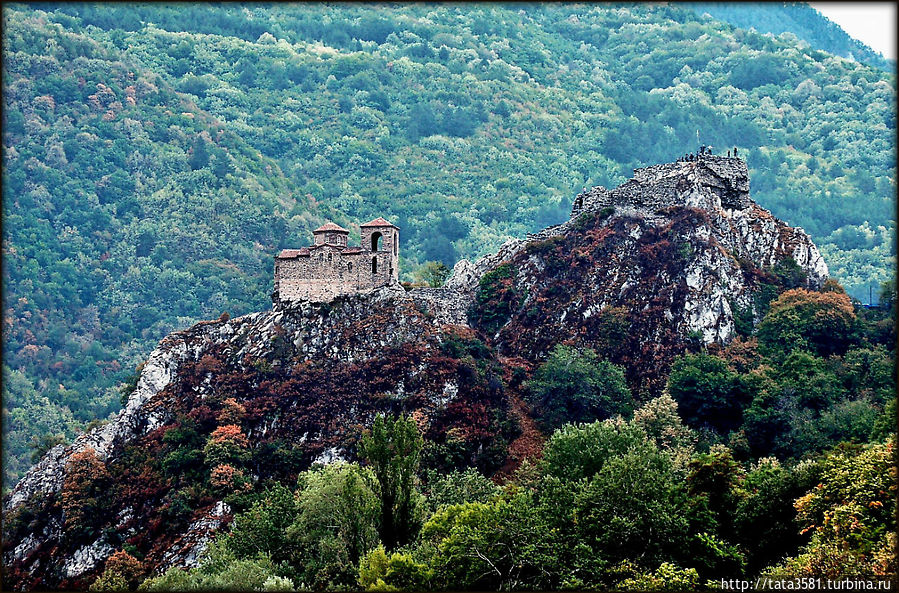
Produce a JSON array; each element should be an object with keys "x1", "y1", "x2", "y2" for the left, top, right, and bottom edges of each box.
[
  {"x1": 571, "y1": 156, "x2": 750, "y2": 218},
  {"x1": 276, "y1": 250, "x2": 396, "y2": 302},
  {"x1": 275, "y1": 225, "x2": 399, "y2": 303},
  {"x1": 409, "y1": 287, "x2": 470, "y2": 325}
]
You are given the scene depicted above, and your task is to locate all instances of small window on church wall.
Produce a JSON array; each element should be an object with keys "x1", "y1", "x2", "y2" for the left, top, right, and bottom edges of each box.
[
  {"x1": 371, "y1": 232, "x2": 382, "y2": 252},
  {"x1": 328, "y1": 252, "x2": 332, "y2": 263},
  {"x1": 348, "y1": 262, "x2": 353, "y2": 273},
  {"x1": 372, "y1": 257, "x2": 377, "y2": 274}
]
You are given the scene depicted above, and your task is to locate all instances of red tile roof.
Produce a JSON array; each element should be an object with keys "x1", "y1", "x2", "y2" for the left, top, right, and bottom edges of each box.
[
  {"x1": 360, "y1": 217, "x2": 398, "y2": 228},
  {"x1": 342, "y1": 247, "x2": 364, "y2": 254},
  {"x1": 277, "y1": 248, "x2": 310, "y2": 258},
  {"x1": 313, "y1": 222, "x2": 350, "y2": 233}
]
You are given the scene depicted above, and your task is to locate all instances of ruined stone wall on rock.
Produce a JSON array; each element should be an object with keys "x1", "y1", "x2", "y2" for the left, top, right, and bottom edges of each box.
[
  {"x1": 408, "y1": 287, "x2": 470, "y2": 325},
  {"x1": 571, "y1": 155, "x2": 750, "y2": 218}
]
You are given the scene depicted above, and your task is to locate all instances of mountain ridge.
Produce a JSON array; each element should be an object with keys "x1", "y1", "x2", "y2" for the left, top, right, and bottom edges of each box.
[
  {"x1": 2, "y1": 0, "x2": 894, "y2": 499},
  {"x1": 3, "y1": 155, "x2": 832, "y2": 588},
  {"x1": 685, "y1": 2, "x2": 894, "y2": 72}
]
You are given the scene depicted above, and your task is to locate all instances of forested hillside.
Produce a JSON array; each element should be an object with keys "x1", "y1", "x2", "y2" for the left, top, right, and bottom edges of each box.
[
  {"x1": 685, "y1": 3, "x2": 894, "y2": 71},
  {"x1": 2, "y1": 7, "x2": 327, "y2": 487},
  {"x1": 2, "y1": 3, "x2": 896, "y2": 490}
]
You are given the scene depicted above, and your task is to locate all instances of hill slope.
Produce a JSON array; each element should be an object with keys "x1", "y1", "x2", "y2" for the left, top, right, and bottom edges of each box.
[
  {"x1": 684, "y1": 3, "x2": 894, "y2": 71},
  {"x1": 2, "y1": 156, "x2": 832, "y2": 588},
  {"x1": 1, "y1": 7, "x2": 335, "y2": 488},
  {"x1": 2, "y1": 3, "x2": 895, "y2": 490}
]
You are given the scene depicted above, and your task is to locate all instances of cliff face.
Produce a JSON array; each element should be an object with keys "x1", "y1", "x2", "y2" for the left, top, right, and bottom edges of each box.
[
  {"x1": 450, "y1": 156, "x2": 826, "y2": 393},
  {"x1": 2, "y1": 157, "x2": 828, "y2": 589}
]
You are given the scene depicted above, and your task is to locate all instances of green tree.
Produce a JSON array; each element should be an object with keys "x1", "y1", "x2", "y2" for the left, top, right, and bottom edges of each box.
[
  {"x1": 418, "y1": 492, "x2": 559, "y2": 591},
  {"x1": 406, "y1": 103, "x2": 438, "y2": 141},
  {"x1": 686, "y1": 445, "x2": 745, "y2": 537},
  {"x1": 767, "y1": 438, "x2": 897, "y2": 577},
  {"x1": 422, "y1": 467, "x2": 501, "y2": 514},
  {"x1": 358, "y1": 546, "x2": 434, "y2": 591},
  {"x1": 223, "y1": 482, "x2": 298, "y2": 567},
  {"x1": 527, "y1": 344, "x2": 634, "y2": 431},
  {"x1": 667, "y1": 353, "x2": 748, "y2": 434},
  {"x1": 877, "y1": 279, "x2": 895, "y2": 312},
  {"x1": 572, "y1": 449, "x2": 693, "y2": 574},
  {"x1": 214, "y1": 464, "x2": 379, "y2": 589},
  {"x1": 630, "y1": 393, "x2": 697, "y2": 469},
  {"x1": 870, "y1": 396, "x2": 897, "y2": 442},
  {"x1": 837, "y1": 346, "x2": 895, "y2": 404},
  {"x1": 757, "y1": 288, "x2": 857, "y2": 357},
  {"x1": 615, "y1": 562, "x2": 700, "y2": 591},
  {"x1": 359, "y1": 414, "x2": 424, "y2": 551},
  {"x1": 188, "y1": 135, "x2": 210, "y2": 170},
  {"x1": 540, "y1": 419, "x2": 653, "y2": 482},
  {"x1": 285, "y1": 463, "x2": 380, "y2": 589},
  {"x1": 141, "y1": 540, "x2": 289, "y2": 591},
  {"x1": 773, "y1": 350, "x2": 844, "y2": 412},
  {"x1": 734, "y1": 458, "x2": 821, "y2": 574},
  {"x1": 413, "y1": 261, "x2": 450, "y2": 287}
]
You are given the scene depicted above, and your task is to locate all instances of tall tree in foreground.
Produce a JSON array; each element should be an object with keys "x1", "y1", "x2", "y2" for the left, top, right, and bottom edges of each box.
[{"x1": 359, "y1": 414, "x2": 424, "y2": 550}]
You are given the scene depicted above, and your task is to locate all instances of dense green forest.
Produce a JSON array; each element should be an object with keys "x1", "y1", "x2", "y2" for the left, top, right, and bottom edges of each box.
[
  {"x1": 2, "y1": 2, "x2": 895, "y2": 492},
  {"x1": 684, "y1": 3, "x2": 895, "y2": 71}
]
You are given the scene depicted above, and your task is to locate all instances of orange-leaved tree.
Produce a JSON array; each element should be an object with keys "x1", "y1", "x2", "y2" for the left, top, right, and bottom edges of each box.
[
  {"x1": 89, "y1": 550, "x2": 144, "y2": 591},
  {"x1": 768, "y1": 437, "x2": 897, "y2": 577},
  {"x1": 61, "y1": 446, "x2": 112, "y2": 538},
  {"x1": 757, "y1": 288, "x2": 856, "y2": 356}
]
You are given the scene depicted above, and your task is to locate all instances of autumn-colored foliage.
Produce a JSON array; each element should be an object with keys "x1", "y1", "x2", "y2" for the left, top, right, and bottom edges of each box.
[
  {"x1": 61, "y1": 447, "x2": 112, "y2": 535},
  {"x1": 89, "y1": 550, "x2": 144, "y2": 591},
  {"x1": 204, "y1": 424, "x2": 251, "y2": 468},
  {"x1": 217, "y1": 398, "x2": 246, "y2": 425},
  {"x1": 210, "y1": 464, "x2": 251, "y2": 493},
  {"x1": 773, "y1": 438, "x2": 897, "y2": 577},
  {"x1": 209, "y1": 424, "x2": 249, "y2": 446},
  {"x1": 757, "y1": 288, "x2": 857, "y2": 356}
]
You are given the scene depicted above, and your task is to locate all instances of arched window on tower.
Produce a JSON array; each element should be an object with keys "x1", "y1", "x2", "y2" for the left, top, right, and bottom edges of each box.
[
  {"x1": 348, "y1": 262, "x2": 353, "y2": 273},
  {"x1": 371, "y1": 232, "x2": 382, "y2": 252},
  {"x1": 371, "y1": 257, "x2": 378, "y2": 274}
]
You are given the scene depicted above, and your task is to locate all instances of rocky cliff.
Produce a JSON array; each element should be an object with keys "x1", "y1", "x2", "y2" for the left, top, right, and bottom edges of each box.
[
  {"x1": 2, "y1": 156, "x2": 828, "y2": 589},
  {"x1": 450, "y1": 156, "x2": 827, "y2": 393}
]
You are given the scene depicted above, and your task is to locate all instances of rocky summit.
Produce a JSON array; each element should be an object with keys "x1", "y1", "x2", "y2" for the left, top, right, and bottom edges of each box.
[{"x1": 2, "y1": 156, "x2": 828, "y2": 589}]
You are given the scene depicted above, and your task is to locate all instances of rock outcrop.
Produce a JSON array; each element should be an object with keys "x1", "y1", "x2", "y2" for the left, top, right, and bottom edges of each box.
[
  {"x1": 2, "y1": 156, "x2": 829, "y2": 590},
  {"x1": 451, "y1": 156, "x2": 827, "y2": 346}
]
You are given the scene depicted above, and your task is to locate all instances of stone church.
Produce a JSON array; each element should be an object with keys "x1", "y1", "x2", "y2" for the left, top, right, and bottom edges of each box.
[{"x1": 274, "y1": 217, "x2": 399, "y2": 302}]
